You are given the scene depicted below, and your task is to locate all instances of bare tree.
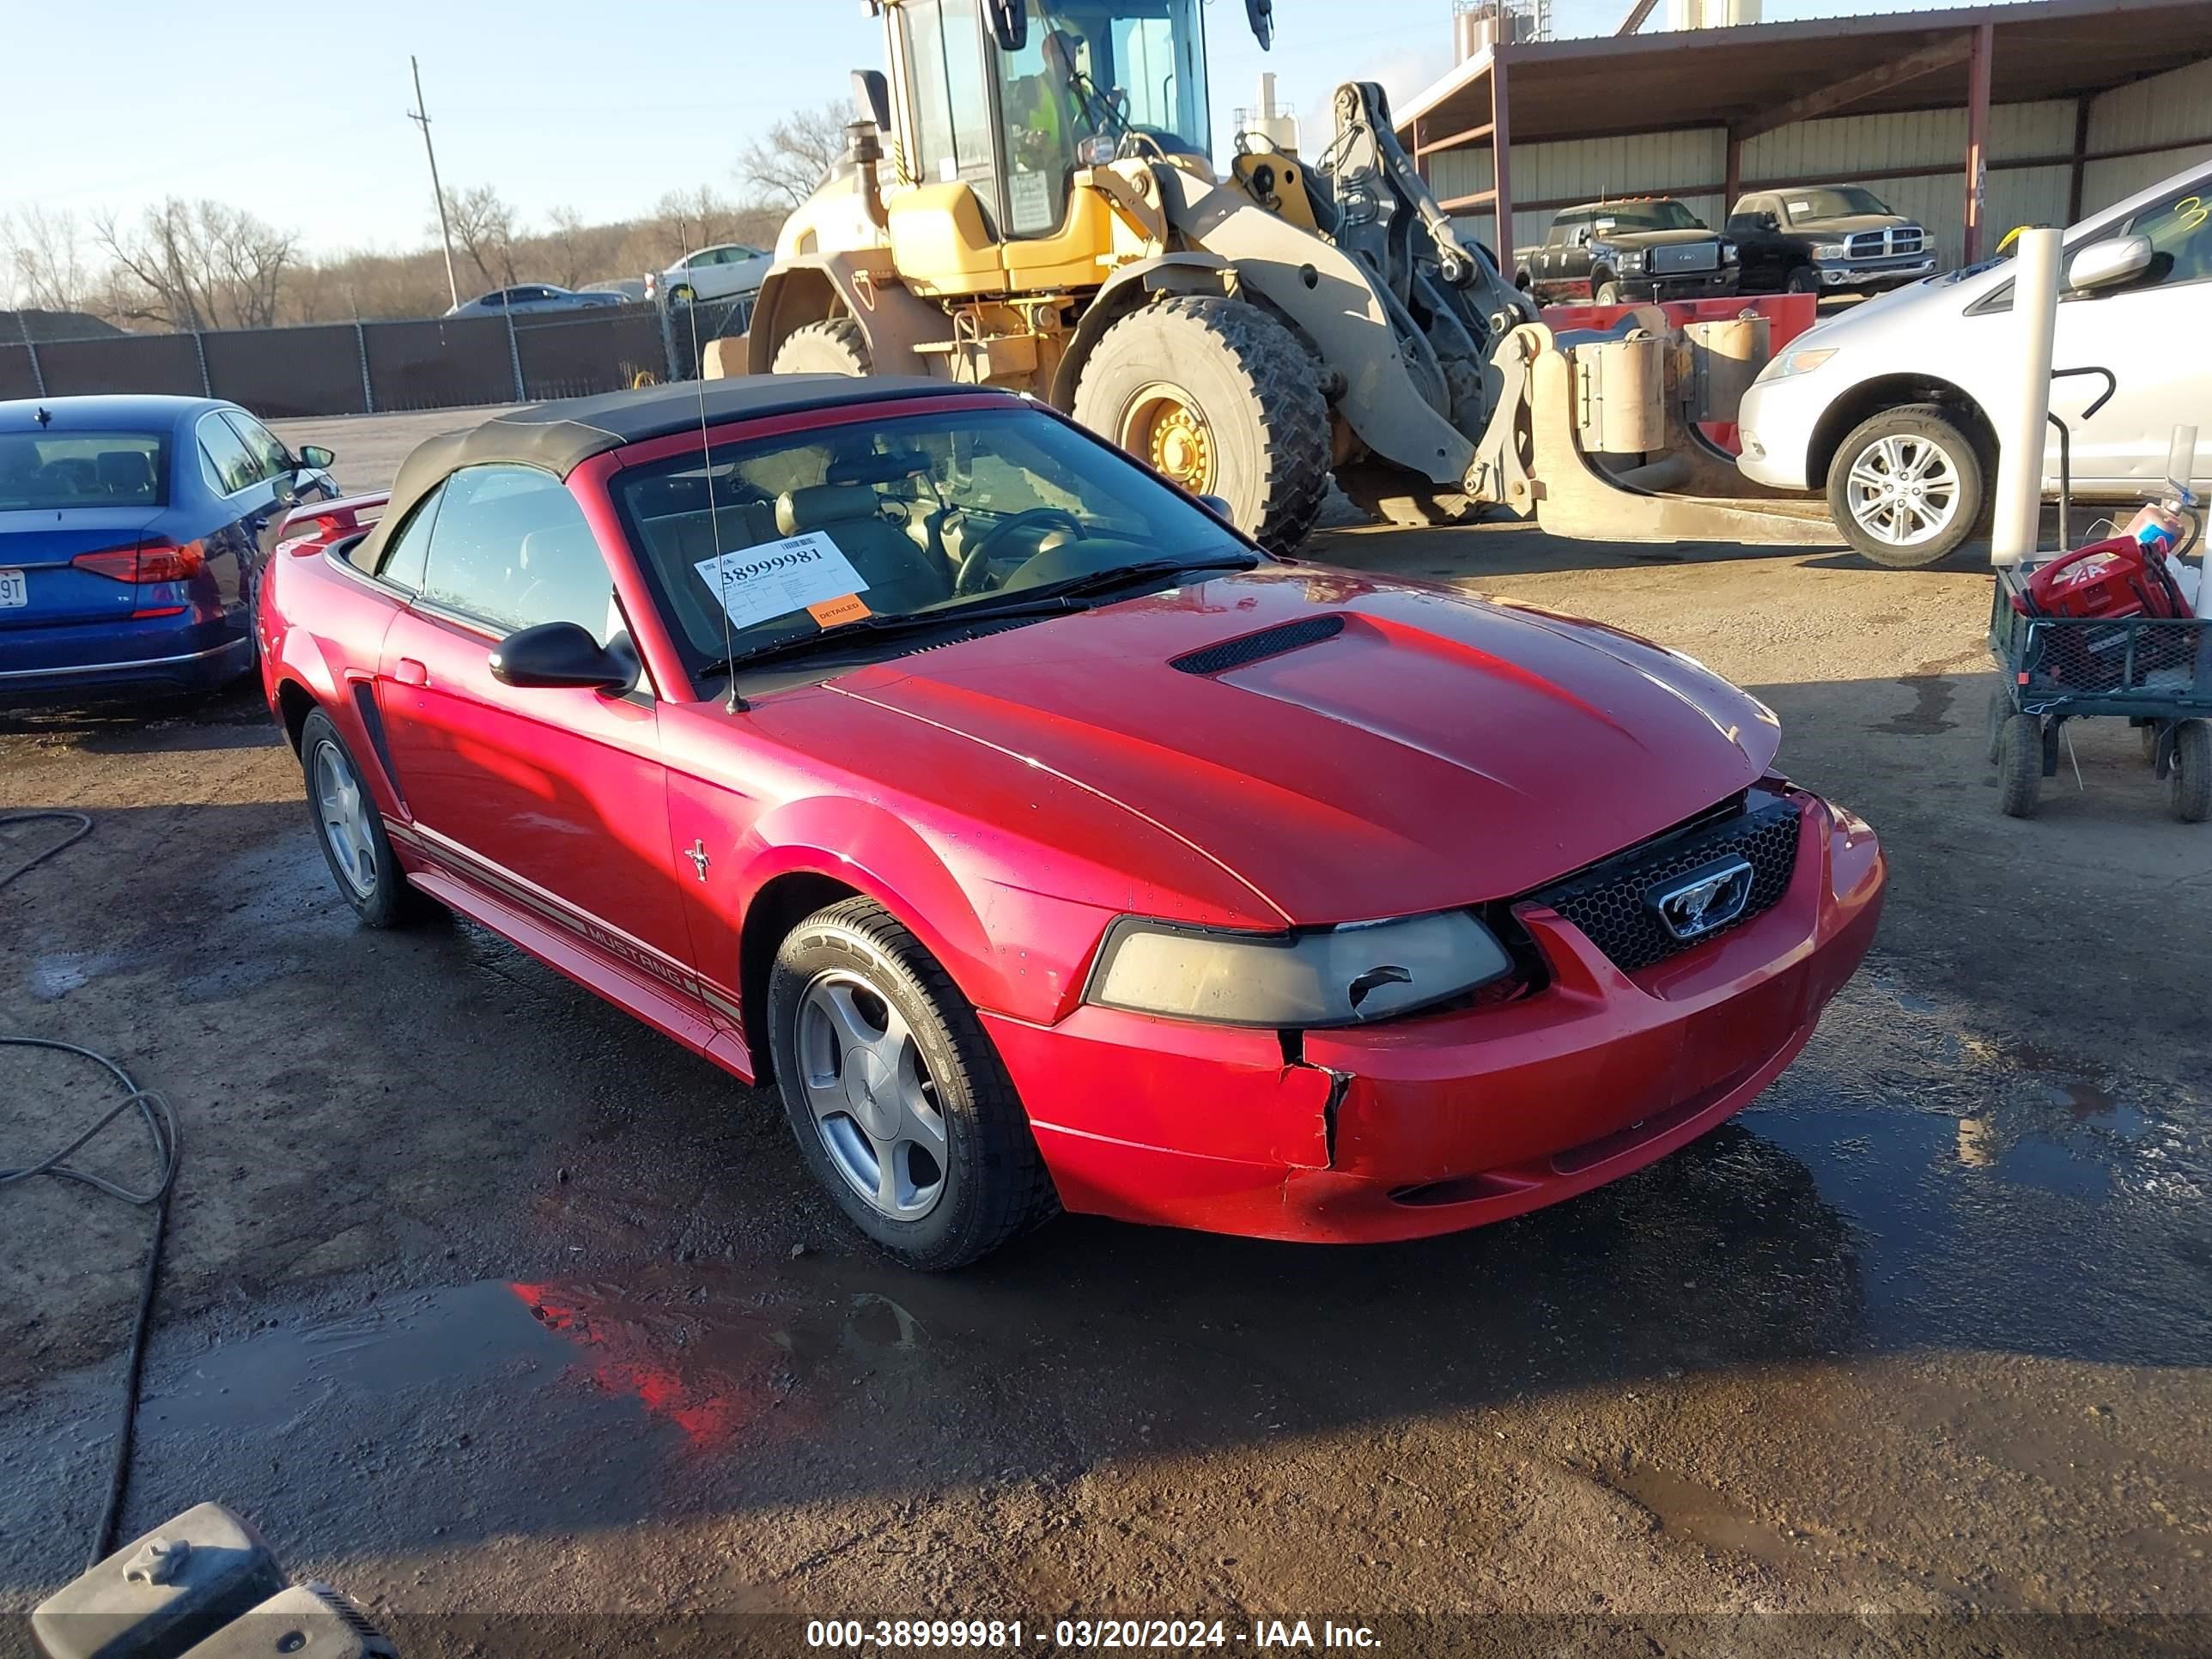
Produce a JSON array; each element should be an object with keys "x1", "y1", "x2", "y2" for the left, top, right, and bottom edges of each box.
[
  {"x1": 736, "y1": 103, "x2": 850, "y2": 210},
  {"x1": 441, "y1": 185, "x2": 518, "y2": 291},
  {"x1": 2, "y1": 205, "x2": 93, "y2": 313},
  {"x1": 92, "y1": 198, "x2": 296, "y2": 331},
  {"x1": 545, "y1": 205, "x2": 589, "y2": 289}
]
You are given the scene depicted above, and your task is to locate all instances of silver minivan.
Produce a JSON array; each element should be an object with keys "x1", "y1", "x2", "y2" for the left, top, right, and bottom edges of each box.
[{"x1": 1736, "y1": 158, "x2": 2212, "y2": 566}]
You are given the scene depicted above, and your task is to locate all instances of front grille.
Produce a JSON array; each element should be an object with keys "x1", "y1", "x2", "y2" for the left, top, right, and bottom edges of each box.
[
  {"x1": 1650, "y1": 243, "x2": 1719, "y2": 273},
  {"x1": 1171, "y1": 614, "x2": 1345, "y2": 675},
  {"x1": 1846, "y1": 227, "x2": 1923, "y2": 258},
  {"x1": 1523, "y1": 796, "x2": 1802, "y2": 974}
]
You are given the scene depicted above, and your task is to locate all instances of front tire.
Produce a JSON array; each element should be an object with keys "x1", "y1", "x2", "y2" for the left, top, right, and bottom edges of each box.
[
  {"x1": 298, "y1": 709, "x2": 431, "y2": 927},
  {"x1": 1826, "y1": 403, "x2": 1985, "y2": 568},
  {"x1": 1595, "y1": 279, "x2": 1625, "y2": 305},
  {"x1": 1997, "y1": 711, "x2": 2043, "y2": 818},
  {"x1": 767, "y1": 897, "x2": 1057, "y2": 1270},
  {"x1": 1071, "y1": 295, "x2": 1330, "y2": 556},
  {"x1": 1785, "y1": 264, "x2": 1820, "y2": 294},
  {"x1": 770, "y1": 317, "x2": 872, "y2": 377}
]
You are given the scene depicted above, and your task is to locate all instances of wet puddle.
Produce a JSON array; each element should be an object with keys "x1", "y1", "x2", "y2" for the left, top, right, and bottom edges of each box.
[{"x1": 138, "y1": 1273, "x2": 937, "y2": 1455}]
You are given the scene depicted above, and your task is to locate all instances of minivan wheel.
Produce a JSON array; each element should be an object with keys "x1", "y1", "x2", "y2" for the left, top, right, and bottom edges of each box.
[
  {"x1": 767, "y1": 897, "x2": 1058, "y2": 1270},
  {"x1": 1827, "y1": 403, "x2": 1984, "y2": 568}
]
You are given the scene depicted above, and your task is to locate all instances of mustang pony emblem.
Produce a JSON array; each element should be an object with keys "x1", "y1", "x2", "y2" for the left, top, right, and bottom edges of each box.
[{"x1": 1649, "y1": 856, "x2": 1756, "y2": 941}]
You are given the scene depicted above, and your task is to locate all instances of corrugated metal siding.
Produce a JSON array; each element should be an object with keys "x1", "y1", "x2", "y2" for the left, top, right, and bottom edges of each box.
[
  {"x1": 2087, "y1": 56, "x2": 2212, "y2": 155},
  {"x1": 1739, "y1": 101, "x2": 2072, "y2": 180},
  {"x1": 2083, "y1": 147, "x2": 2212, "y2": 216}
]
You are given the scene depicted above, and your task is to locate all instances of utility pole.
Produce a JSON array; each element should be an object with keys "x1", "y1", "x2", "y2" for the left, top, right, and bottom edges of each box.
[{"x1": 408, "y1": 55, "x2": 462, "y2": 313}]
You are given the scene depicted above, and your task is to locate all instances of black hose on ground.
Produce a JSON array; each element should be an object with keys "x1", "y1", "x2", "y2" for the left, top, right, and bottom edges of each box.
[{"x1": 0, "y1": 811, "x2": 182, "y2": 1567}]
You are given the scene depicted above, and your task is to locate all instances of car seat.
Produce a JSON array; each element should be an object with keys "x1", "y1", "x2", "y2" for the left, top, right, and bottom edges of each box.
[
  {"x1": 95, "y1": 449, "x2": 156, "y2": 501},
  {"x1": 775, "y1": 484, "x2": 952, "y2": 614}
]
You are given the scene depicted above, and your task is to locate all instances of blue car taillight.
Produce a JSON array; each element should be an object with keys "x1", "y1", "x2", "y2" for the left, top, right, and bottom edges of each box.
[{"x1": 70, "y1": 536, "x2": 207, "y2": 618}]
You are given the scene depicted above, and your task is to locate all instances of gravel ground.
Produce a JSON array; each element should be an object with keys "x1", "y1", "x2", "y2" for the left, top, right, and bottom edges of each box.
[{"x1": 1, "y1": 409, "x2": 2206, "y2": 1654}]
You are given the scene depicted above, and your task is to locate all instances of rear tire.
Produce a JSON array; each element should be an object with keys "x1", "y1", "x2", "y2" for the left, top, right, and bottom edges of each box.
[
  {"x1": 1985, "y1": 686, "x2": 2010, "y2": 765},
  {"x1": 767, "y1": 897, "x2": 1058, "y2": 1270},
  {"x1": 1826, "y1": 403, "x2": 1985, "y2": 568},
  {"x1": 298, "y1": 709, "x2": 434, "y2": 927},
  {"x1": 770, "y1": 317, "x2": 872, "y2": 377},
  {"x1": 1071, "y1": 295, "x2": 1331, "y2": 556},
  {"x1": 1996, "y1": 711, "x2": 2042, "y2": 818},
  {"x1": 2171, "y1": 720, "x2": 2212, "y2": 823}
]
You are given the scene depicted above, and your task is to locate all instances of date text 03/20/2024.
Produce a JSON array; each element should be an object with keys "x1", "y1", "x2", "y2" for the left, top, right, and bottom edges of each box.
[{"x1": 805, "y1": 1621, "x2": 1382, "y2": 1650}]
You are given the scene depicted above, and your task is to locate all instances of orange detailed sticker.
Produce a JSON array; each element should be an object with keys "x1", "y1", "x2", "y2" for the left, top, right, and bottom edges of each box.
[{"x1": 808, "y1": 592, "x2": 871, "y2": 626}]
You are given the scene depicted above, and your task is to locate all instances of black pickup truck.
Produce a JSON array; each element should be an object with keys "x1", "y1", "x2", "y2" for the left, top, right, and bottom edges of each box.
[
  {"x1": 1512, "y1": 198, "x2": 1738, "y2": 304},
  {"x1": 1727, "y1": 185, "x2": 1937, "y2": 295}
]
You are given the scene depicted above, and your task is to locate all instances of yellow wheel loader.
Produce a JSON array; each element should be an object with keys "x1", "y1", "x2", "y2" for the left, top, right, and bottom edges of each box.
[{"x1": 722, "y1": 0, "x2": 1835, "y2": 555}]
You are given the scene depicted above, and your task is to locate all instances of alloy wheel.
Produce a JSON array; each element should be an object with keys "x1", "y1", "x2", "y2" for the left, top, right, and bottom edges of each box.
[
  {"x1": 313, "y1": 742, "x2": 378, "y2": 898},
  {"x1": 1845, "y1": 433, "x2": 1961, "y2": 549},
  {"x1": 796, "y1": 971, "x2": 948, "y2": 1221}
]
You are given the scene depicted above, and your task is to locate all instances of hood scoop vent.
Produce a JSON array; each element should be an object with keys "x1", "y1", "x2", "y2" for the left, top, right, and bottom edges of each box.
[{"x1": 1171, "y1": 614, "x2": 1346, "y2": 676}]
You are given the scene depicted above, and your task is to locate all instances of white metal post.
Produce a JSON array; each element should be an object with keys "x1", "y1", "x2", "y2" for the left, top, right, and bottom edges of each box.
[{"x1": 1990, "y1": 227, "x2": 2063, "y2": 567}]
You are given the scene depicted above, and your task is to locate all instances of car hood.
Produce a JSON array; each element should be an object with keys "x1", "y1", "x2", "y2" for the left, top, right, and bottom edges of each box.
[
  {"x1": 1603, "y1": 227, "x2": 1717, "y2": 246},
  {"x1": 829, "y1": 567, "x2": 1779, "y2": 924},
  {"x1": 1795, "y1": 214, "x2": 1912, "y2": 235}
]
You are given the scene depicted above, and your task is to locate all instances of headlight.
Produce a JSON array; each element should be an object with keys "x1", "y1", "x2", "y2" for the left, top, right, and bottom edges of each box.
[
  {"x1": 1813, "y1": 242, "x2": 1849, "y2": 261},
  {"x1": 1617, "y1": 250, "x2": 1646, "y2": 271},
  {"x1": 1721, "y1": 241, "x2": 1739, "y2": 264},
  {"x1": 1086, "y1": 912, "x2": 1515, "y2": 1027},
  {"x1": 1756, "y1": 343, "x2": 1839, "y2": 383}
]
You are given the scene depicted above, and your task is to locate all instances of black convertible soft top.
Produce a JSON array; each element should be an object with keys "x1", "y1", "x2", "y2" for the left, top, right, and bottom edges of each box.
[{"x1": 357, "y1": 374, "x2": 1003, "y2": 568}]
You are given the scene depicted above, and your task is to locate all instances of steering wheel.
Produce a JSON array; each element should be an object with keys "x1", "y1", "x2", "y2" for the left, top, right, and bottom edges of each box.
[{"x1": 953, "y1": 507, "x2": 1087, "y2": 594}]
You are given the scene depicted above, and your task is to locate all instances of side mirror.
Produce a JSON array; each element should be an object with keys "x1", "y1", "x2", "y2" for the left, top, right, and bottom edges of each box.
[
  {"x1": 489, "y1": 622, "x2": 637, "y2": 693},
  {"x1": 985, "y1": 0, "x2": 1026, "y2": 52},
  {"x1": 1246, "y1": 0, "x2": 1275, "y2": 49},
  {"x1": 852, "y1": 68, "x2": 890, "y2": 131},
  {"x1": 1197, "y1": 494, "x2": 1234, "y2": 520},
  {"x1": 2067, "y1": 233, "x2": 2154, "y2": 293},
  {"x1": 296, "y1": 444, "x2": 335, "y2": 471}
]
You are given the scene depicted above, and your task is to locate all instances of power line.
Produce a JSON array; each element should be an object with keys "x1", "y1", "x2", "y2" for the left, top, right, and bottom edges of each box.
[{"x1": 408, "y1": 55, "x2": 463, "y2": 313}]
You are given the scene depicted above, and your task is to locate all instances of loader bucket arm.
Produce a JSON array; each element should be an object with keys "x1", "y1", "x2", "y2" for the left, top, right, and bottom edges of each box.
[{"x1": 1313, "y1": 81, "x2": 1534, "y2": 338}]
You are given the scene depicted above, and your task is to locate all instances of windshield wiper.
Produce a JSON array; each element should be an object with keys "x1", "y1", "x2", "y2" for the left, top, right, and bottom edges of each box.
[{"x1": 698, "y1": 553, "x2": 1258, "y2": 679}]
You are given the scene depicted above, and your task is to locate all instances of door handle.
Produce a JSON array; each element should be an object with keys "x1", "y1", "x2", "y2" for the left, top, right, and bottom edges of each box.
[{"x1": 392, "y1": 658, "x2": 428, "y2": 687}]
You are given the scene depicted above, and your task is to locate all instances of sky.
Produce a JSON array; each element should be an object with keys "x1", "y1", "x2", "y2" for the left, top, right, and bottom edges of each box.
[{"x1": 12, "y1": 0, "x2": 1938, "y2": 260}]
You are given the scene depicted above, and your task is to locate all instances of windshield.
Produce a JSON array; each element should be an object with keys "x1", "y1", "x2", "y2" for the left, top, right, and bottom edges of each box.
[
  {"x1": 1784, "y1": 186, "x2": 1892, "y2": 220},
  {"x1": 611, "y1": 404, "x2": 1248, "y2": 674},
  {"x1": 0, "y1": 431, "x2": 168, "y2": 511},
  {"x1": 1591, "y1": 201, "x2": 1703, "y2": 233},
  {"x1": 997, "y1": 0, "x2": 1210, "y2": 232}
]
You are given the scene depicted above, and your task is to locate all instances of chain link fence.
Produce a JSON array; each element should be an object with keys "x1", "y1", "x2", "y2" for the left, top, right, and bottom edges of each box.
[{"x1": 1, "y1": 294, "x2": 757, "y2": 418}]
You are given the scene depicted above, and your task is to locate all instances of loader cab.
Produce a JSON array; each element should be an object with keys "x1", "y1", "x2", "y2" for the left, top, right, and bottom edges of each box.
[{"x1": 884, "y1": 0, "x2": 1212, "y2": 242}]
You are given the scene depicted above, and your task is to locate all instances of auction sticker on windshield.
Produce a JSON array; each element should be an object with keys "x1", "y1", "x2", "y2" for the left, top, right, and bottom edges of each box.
[{"x1": 694, "y1": 532, "x2": 870, "y2": 631}]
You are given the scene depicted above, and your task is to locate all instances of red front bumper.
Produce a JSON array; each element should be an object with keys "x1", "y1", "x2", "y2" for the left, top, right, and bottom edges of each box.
[{"x1": 982, "y1": 791, "x2": 1883, "y2": 1244}]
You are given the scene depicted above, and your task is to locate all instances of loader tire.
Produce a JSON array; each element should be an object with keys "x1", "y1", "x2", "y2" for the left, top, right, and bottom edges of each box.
[
  {"x1": 1334, "y1": 462, "x2": 1481, "y2": 528},
  {"x1": 771, "y1": 317, "x2": 872, "y2": 377},
  {"x1": 1072, "y1": 296, "x2": 1330, "y2": 556}
]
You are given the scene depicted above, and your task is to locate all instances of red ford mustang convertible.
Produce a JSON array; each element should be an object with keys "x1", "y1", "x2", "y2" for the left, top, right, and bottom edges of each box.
[{"x1": 261, "y1": 378, "x2": 1883, "y2": 1268}]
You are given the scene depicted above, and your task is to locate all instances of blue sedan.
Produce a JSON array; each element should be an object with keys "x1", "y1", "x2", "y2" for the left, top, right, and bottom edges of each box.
[{"x1": 0, "y1": 395, "x2": 338, "y2": 704}]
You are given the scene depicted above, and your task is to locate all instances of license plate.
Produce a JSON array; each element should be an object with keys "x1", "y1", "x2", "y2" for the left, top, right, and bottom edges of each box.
[{"x1": 0, "y1": 569, "x2": 24, "y2": 609}]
